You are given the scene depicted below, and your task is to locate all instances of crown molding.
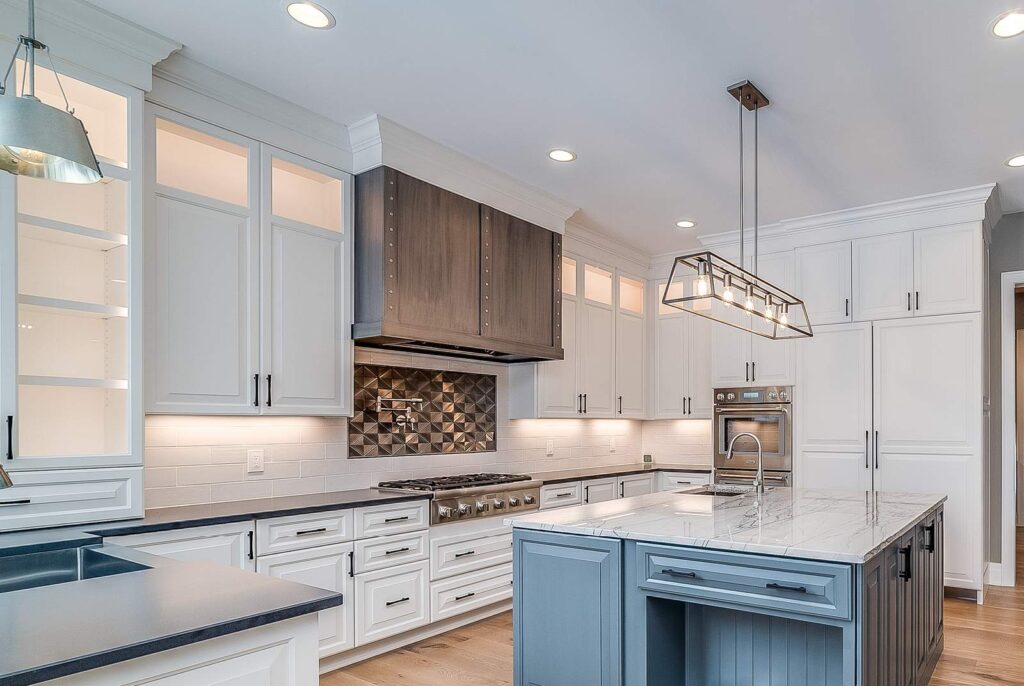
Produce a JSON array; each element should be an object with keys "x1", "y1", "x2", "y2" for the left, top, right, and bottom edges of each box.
[
  {"x1": 0, "y1": 0, "x2": 179, "y2": 90},
  {"x1": 564, "y1": 221, "x2": 650, "y2": 275},
  {"x1": 698, "y1": 183, "x2": 999, "y2": 254},
  {"x1": 347, "y1": 114, "x2": 578, "y2": 234},
  {"x1": 149, "y1": 52, "x2": 351, "y2": 170}
]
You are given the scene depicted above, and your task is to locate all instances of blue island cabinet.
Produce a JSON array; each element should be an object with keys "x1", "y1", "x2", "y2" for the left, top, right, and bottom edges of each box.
[
  {"x1": 513, "y1": 505, "x2": 943, "y2": 686},
  {"x1": 513, "y1": 530, "x2": 622, "y2": 686}
]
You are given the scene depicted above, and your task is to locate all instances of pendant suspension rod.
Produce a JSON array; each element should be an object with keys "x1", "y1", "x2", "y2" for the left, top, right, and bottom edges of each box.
[
  {"x1": 738, "y1": 96, "x2": 745, "y2": 268},
  {"x1": 25, "y1": 0, "x2": 35, "y2": 98},
  {"x1": 753, "y1": 102, "x2": 759, "y2": 276}
]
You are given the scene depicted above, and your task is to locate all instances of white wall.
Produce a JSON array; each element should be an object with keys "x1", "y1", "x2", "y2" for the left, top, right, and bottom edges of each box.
[{"x1": 143, "y1": 348, "x2": 711, "y2": 508}]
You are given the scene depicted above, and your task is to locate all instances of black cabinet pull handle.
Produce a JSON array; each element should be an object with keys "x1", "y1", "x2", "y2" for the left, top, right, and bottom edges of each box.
[
  {"x1": 619, "y1": 481, "x2": 624, "y2": 498},
  {"x1": 924, "y1": 523, "x2": 936, "y2": 552},
  {"x1": 686, "y1": 397, "x2": 691, "y2": 415},
  {"x1": 898, "y1": 544, "x2": 913, "y2": 581},
  {"x1": 386, "y1": 597, "x2": 410, "y2": 607},
  {"x1": 874, "y1": 430, "x2": 879, "y2": 469},
  {"x1": 745, "y1": 362, "x2": 750, "y2": 382},
  {"x1": 247, "y1": 530, "x2": 254, "y2": 560},
  {"x1": 915, "y1": 291, "x2": 920, "y2": 310},
  {"x1": 454, "y1": 592, "x2": 476, "y2": 602},
  {"x1": 554, "y1": 492, "x2": 573, "y2": 498},
  {"x1": 660, "y1": 568, "x2": 698, "y2": 580},
  {"x1": 0, "y1": 499, "x2": 30, "y2": 507},
  {"x1": 618, "y1": 395, "x2": 622, "y2": 414},
  {"x1": 752, "y1": 362, "x2": 756, "y2": 382},
  {"x1": 577, "y1": 393, "x2": 583, "y2": 413},
  {"x1": 767, "y1": 582, "x2": 808, "y2": 593},
  {"x1": 6, "y1": 415, "x2": 11, "y2": 460},
  {"x1": 253, "y1": 373, "x2": 259, "y2": 407},
  {"x1": 266, "y1": 374, "x2": 272, "y2": 407},
  {"x1": 295, "y1": 527, "x2": 327, "y2": 537},
  {"x1": 584, "y1": 485, "x2": 589, "y2": 503},
  {"x1": 384, "y1": 515, "x2": 410, "y2": 523},
  {"x1": 907, "y1": 292, "x2": 912, "y2": 311},
  {"x1": 348, "y1": 550, "x2": 354, "y2": 577},
  {"x1": 845, "y1": 298, "x2": 849, "y2": 317},
  {"x1": 385, "y1": 547, "x2": 410, "y2": 556},
  {"x1": 864, "y1": 430, "x2": 869, "y2": 469},
  {"x1": 455, "y1": 550, "x2": 476, "y2": 559},
  {"x1": 583, "y1": 393, "x2": 587, "y2": 414}
]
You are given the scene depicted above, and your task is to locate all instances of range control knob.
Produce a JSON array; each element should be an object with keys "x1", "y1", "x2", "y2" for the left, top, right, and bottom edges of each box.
[
  {"x1": 476, "y1": 501, "x2": 489, "y2": 513},
  {"x1": 493, "y1": 498, "x2": 506, "y2": 510},
  {"x1": 779, "y1": 391, "x2": 789, "y2": 401},
  {"x1": 437, "y1": 506, "x2": 454, "y2": 519},
  {"x1": 508, "y1": 496, "x2": 521, "y2": 507},
  {"x1": 716, "y1": 393, "x2": 725, "y2": 401},
  {"x1": 523, "y1": 494, "x2": 536, "y2": 505},
  {"x1": 458, "y1": 503, "x2": 472, "y2": 515},
  {"x1": 767, "y1": 391, "x2": 778, "y2": 401},
  {"x1": 726, "y1": 393, "x2": 736, "y2": 401}
]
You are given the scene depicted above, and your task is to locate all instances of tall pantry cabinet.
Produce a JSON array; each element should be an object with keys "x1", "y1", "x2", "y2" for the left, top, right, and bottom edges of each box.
[
  {"x1": 145, "y1": 106, "x2": 352, "y2": 416},
  {"x1": 0, "y1": 62, "x2": 144, "y2": 530},
  {"x1": 794, "y1": 221, "x2": 987, "y2": 595}
]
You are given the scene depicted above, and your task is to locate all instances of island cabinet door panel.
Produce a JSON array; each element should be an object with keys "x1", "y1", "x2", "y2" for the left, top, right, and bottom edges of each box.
[
  {"x1": 860, "y1": 552, "x2": 888, "y2": 686},
  {"x1": 482, "y1": 207, "x2": 554, "y2": 348},
  {"x1": 256, "y1": 542, "x2": 354, "y2": 658},
  {"x1": 392, "y1": 171, "x2": 480, "y2": 336},
  {"x1": 794, "y1": 323, "x2": 872, "y2": 491},
  {"x1": 513, "y1": 530, "x2": 622, "y2": 686}
]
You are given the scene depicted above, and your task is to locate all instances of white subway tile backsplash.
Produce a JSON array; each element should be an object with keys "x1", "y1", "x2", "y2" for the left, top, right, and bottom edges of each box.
[{"x1": 272, "y1": 477, "x2": 327, "y2": 498}]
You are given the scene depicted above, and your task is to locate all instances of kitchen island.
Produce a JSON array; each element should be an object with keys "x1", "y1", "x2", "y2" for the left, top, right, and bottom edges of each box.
[{"x1": 510, "y1": 488, "x2": 945, "y2": 686}]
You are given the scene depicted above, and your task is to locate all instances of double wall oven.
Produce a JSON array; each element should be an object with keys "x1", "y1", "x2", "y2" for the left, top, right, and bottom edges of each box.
[{"x1": 713, "y1": 386, "x2": 793, "y2": 487}]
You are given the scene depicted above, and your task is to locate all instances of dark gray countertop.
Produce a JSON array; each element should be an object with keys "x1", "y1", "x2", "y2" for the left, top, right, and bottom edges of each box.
[
  {"x1": 531, "y1": 462, "x2": 712, "y2": 485},
  {"x1": 85, "y1": 488, "x2": 430, "y2": 537},
  {"x1": 0, "y1": 542, "x2": 341, "y2": 686}
]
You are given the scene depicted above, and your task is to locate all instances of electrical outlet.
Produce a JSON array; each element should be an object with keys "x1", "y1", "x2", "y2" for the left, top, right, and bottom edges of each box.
[
  {"x1": 545, "y1": 439, "x2": 555, "y2": 456},
  {"x1": 610, "y1": 437, "x2": 617, "y2": 453},
  {"x1": 247, "y1": 449, "x2": 265, "y2": 474}
]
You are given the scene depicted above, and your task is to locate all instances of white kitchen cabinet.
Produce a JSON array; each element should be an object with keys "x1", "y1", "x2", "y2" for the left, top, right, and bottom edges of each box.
[
  {"x1": 794, "y1": 241, "x2": 852, "y2": 325},
  {"x1": 852, "y1": 232, "x2": 915, "y2": 321},
  {"x1": 913, "y1": 224, "x2": 981, "y2": 316},
  {"x1": 532, "y1": 264, "x2": 580, "y2": 418},
  {"x1": 430, "y1": 564, "x2": 513, "y2": 623},
  {"x1": 872, "y1": 313, "x2": 983, "y2": 591},
  {"x1": 582, "y1": 477, "x2": 618, "y2": 504},
  {"x1": 354, "y1": 500, "x2": 429, "y2": 539},
  {"x1": 354, "y1": 529, "x2": 429, "y2": 574},
  {"x1": 710, "y1": 251, "x2": 795, "y2": 387},
  {"x1": 354, "y1": 559, "x2": 430, "y2": 646},
  {"x1": 146, "y1": 107, "x2": 352, "y2": 416},
  {"x1": 0, "y1": 62, "x2": 144, "y2": 527},
  {"x1": 794, "y1": 322, "x2": 873, "y2": 491},
  {"x1": 615, "y1": 274, "x2": 646, "y2": 417},
  {"x1": 429, "y1": 522, "x2": 512, "y2": 580},
  {"x1": 105, "y1": 521, "x2": 256, "y2": 571},
  {"x1": 255, "y1": 509, "x2": 353, "y2": 556},
  {"x1": 652, "y1": 281, "x2": 712, "y2": 418},
  {"x1": 618, "y1": 473, "x2": 655, "y2": 498},
  {"x1": 539, "y1": 482, "x2": 582, "y2": 509},
  {"x1": 257, "y1": 542, "x2": 355, "y2": 657},
  {"x1": 580, "y1": 263, "x2": 617, "y2": 416},
  {"x1": 658, "y1": 471, "x2": 711, "y2": 491}
]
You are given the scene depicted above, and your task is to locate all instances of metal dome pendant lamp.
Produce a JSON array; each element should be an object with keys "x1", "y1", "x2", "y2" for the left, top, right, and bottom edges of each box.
[
  {"x1": 0, "y1": 0, "x2": 102, "y2": 184},
  {"x1": 662, "y1": 80, "x2": 812, "y2": 340}
]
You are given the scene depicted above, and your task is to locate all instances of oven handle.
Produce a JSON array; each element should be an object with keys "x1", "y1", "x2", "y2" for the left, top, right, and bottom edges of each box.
[
  {"x1": 717, "y1": 472, "x2": 790, "y2": 484},
  {"x1": 714, "y1": 406, "x2": 789, "y2": 414}
]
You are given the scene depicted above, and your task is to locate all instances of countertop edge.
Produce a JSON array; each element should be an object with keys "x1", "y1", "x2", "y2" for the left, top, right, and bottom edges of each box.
[{"x1": 1, "y1": 594, "x2": 343, "y2": 686}]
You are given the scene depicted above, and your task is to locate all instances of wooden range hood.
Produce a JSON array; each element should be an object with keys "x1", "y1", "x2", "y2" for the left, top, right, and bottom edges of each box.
[{"x1": 353, "y1": 166, "x2": 565, "y2": 363}]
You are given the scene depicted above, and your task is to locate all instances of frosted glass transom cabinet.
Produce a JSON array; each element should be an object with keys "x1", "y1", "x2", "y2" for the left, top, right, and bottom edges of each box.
[{"x1": 0, "y1": 63, "x2": 144, "y2": 530}]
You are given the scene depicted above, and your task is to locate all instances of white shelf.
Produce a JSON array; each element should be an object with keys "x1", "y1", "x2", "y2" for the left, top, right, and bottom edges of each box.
[
  {"x1": 19, "y1": 376, "x2": 128, "y2": 390},
  {"x1": 18, "y1": 294, "x2": 128, "y2": 319},
  {"x1": 18, "y1": 214, "x2": 127, "y2": 251}
]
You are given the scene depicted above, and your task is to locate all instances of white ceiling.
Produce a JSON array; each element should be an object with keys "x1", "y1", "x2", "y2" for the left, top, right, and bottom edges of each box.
[{"x1": 88, "y1": 0, "x2": 1024, "y2": 255}]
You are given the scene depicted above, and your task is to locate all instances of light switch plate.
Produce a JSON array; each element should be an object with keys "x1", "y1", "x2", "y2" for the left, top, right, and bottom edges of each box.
[
  {"x1": 610, "y1": 437, "x2": 617, "y2": 453},
  {"x1": 247, "y1": 449, "x2": 265, "y2": 474},
  {"x1": 545, "y1": 439, "x2": 555, "y2": 456}
]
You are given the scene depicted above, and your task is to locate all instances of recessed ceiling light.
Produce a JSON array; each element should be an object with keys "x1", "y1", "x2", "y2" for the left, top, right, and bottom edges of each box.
[
  {"x1": 1007, "y1": 154, "x2": 1024, "y2": 167},
  {"x1": 993, "y1": 10, "x2": 1024, "y2": 37},
  {"x1": 548, "y1": 149, "x2": 577, "y2": 162},
  {"x1": 676, "y1": 220, "x2": 697, "y2": 229},
  {"x1": 286, "y1": 1, "x2": 336, "y2": 29}
]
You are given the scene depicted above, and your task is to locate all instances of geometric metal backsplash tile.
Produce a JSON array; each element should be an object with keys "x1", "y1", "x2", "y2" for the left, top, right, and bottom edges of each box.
[{"x1": 349, "y1": 364, "x2": 497, "y2": 458}]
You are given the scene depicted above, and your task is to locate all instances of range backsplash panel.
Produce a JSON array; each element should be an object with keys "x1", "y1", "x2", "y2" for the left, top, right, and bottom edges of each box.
[{"x1": 349, "y1": 365, "x2": 497, "y2": 457}]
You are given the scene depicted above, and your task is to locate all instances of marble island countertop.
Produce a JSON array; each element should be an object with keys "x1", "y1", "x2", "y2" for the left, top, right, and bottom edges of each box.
[{"x1": 509, "y1": 487, "x2": 946, "y2": 564}]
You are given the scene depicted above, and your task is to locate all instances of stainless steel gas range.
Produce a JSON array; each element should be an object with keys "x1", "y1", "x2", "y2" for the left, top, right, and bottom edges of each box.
[{"x1": 377, "y1": 473, "x2": 541, "y2": 525}]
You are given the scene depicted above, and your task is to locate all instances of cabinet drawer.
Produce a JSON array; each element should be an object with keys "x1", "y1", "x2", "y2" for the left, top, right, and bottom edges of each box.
[
  {"x1": 539, "y1": 482, "x2": 582, "y2": 509},
  {"x1": 256, "y1": 510, "x2": 353, "y2": 555},
  {"x1": 0, "y1": 468, "x2": 141, "y2": 532},
  {"x1": 430, "y1": 564, "x2": 513, "y2": 622},
  {"x1": 355, "y1": 559, "x2": 430, "y2": 646},
  {"x1": 659, "y1": 471, "x2": 711, "y2": 491},
  {"x1": 430, "y1": 527, "x2": 512, "y2": 580},
  {"x1": 637, "y1": 543, "x2": 852, "y2": 620},
  {"x1": 105, "y1": 521, "x2": 255, "y2": 571},
  {"x1": 354, "y1": 529, "x2": 429, "y2": 574},
  {"x1": 354, "y1": 500, "x2": 429, "y2": 539}
]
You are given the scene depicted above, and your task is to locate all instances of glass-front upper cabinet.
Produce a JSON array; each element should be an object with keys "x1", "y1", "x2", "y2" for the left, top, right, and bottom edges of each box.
[{"x1": 1, "y1": 62, "x2": 141, "y2": 470}]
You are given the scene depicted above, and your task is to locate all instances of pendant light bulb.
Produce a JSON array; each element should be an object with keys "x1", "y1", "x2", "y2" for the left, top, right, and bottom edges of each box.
[
  {"x1": 744, "y1": 284, "x2": 756, "y2": 311},
  {"x1": 763, "y1": 294, "x2": 774, "y2": 323},
  {"x1": 779, "y1": 303, "x2": 790, "y2": 328},
  {"x1": 695, "y1": 261, "x2": 710, "y2": 297},
  {"x1": 722, "y1": 274, "x2": 735, "y2": 305}
]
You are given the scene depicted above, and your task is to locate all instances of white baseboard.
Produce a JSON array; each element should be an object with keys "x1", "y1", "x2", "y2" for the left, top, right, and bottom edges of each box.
[
  {"x1": 985, "y1": 561, "x2": 1015, "y2": 587},
  {"x1": 319, "y1": 601, "x2": 512, "y2": 675}
]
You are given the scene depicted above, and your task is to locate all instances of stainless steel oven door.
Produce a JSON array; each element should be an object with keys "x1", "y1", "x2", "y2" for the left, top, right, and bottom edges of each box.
[{"x1": 713, "y1": 405, "x2": 792, "y2": 471}]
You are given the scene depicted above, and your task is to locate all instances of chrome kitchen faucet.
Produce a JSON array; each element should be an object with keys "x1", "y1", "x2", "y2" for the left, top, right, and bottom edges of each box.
[{"x1": 726, "y1": 432, "x2": 765, "y2": 494}]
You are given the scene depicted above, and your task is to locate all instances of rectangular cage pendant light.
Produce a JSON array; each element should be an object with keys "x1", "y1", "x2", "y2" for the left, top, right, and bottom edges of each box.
[
  {"x1": 662, "y1": 251, "x2": 812, "y2": 339},
  {"x1": 662, "y1": 80, "x2": 813, "y2": 340}
]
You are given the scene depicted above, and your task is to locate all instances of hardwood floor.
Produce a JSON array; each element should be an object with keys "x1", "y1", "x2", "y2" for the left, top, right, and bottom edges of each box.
[{"x1": 322, "y1": 530, "x2": 1024, "y2": 685}]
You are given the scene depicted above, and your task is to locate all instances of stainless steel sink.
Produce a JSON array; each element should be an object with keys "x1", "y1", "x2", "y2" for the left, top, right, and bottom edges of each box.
[
  {"x1": 0, "y1": 546, "x2": 147, "y2": 594},
  {"x1": 677, "y1": 486, "x2": 748, "y2": 498}
]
